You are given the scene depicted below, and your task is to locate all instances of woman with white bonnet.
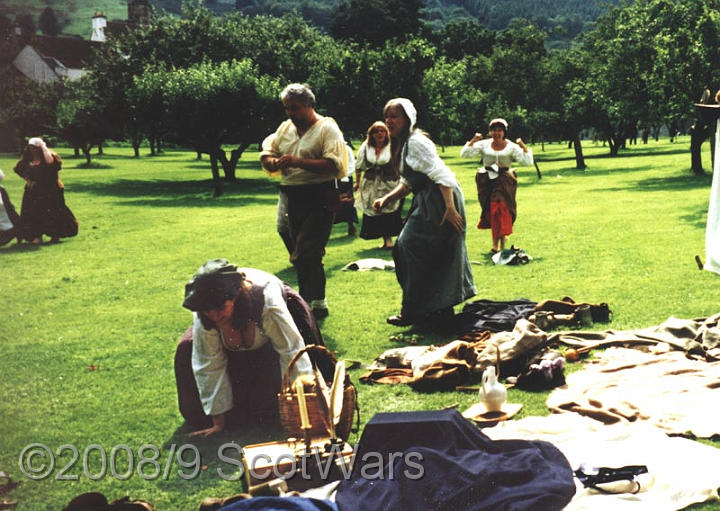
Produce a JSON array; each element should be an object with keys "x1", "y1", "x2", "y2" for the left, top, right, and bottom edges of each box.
[
  {"x1": 460, "y1": 118, "x2": 533, "y2": 253},
  {"x1": 372, "y1": 98, "x2": 476, "y2": 330},
  {"x1": 14, "y1": 137, "x2": 77, "y2": 244}
]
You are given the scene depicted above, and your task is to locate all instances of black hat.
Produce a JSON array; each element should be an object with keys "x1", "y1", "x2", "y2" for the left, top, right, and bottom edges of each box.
[{"x1": 182, "y1": 259, "x2": 244, "y2": 312}]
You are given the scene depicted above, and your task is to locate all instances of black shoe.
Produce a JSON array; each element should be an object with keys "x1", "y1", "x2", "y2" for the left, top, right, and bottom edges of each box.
[
  {"x1": 387, "y1": 314, "x2": 413, "y2": 326},
  {"x1": 312, "y1": 307, "x2": 329, "y2": 320}
]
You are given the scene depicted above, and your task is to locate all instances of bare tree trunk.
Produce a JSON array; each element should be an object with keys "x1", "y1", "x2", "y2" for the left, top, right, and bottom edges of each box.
[
  {"x1": 227, "y1": 144, "x2": 249, "y2": 181},
  {"x1": 573, "y1": 133, "x2": 586, "y2": 169},
  {"x1": 82, "y1": 145, "x2": 92, "y2": 166},
  {"x1": 210, "y1": 153, "x2": 223, "y2": 197},
  {"x1": 690, "y1": 121, "x2": 710, "y2": 175}
]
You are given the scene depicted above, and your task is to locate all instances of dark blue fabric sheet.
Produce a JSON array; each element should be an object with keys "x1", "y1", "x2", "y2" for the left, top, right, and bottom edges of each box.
[
  {"x1": 219, "y1": 496, "x2": 338, "y2": 511},
  {"x1": 335, "y1": 409, "x2": 575, "y2": 511}
]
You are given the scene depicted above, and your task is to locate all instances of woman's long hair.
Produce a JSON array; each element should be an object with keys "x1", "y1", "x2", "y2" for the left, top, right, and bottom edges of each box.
[
  {"x1": 365, "y1": 121, "x2": 390, "y2": 149},
  {"x1": 383, "y1": 102, "x2": 412, "y2": 175}
]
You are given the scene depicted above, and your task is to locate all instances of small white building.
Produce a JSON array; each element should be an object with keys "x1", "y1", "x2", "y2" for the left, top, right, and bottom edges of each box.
[
  {"x1": 12, "y1": 35, "x2": 98, "y2": 83},
  {"x1": 91, "y1": 12, "x2": 108, "y2": 42}
]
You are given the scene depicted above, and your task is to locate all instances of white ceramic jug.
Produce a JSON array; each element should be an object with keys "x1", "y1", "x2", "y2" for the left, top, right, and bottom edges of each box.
[{"x1": 480, "y1": 366, "x2": 507, "y2": 412}]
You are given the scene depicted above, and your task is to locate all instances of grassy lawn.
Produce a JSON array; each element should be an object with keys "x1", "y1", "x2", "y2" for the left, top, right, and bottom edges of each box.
[{"x1": 1, "y1": 136, "x2": 719, "y2": 509}]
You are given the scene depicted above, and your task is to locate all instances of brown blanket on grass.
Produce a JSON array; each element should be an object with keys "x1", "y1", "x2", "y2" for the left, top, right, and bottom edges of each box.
[
  {"x1": 548, "y1": 313, "x2": 720, "y2": 359},
  {"x1": 361, "y1": 320, "x2": 548, "y2": 389},
  {"x1": 547, "y1": 347, "x2": 720, "y2": 437}
]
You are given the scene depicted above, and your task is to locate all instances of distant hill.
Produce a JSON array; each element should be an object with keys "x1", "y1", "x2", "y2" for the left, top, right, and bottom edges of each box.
[{"x1": 1, "y1": 0, "x2": 619, "y2": 45}]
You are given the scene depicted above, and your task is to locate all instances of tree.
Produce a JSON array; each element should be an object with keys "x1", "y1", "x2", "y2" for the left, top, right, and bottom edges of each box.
[
  {"x1": 576, "y1": 0, "x2": 720, "y2": 159},
  {"x1": 577, "y1": 5, "x2": 654, "y2": 156},
  {"x1": 330, "y1": 0, "x2": 425, "y2": 46},
  {"x1": 546, "y1": 48, "x2": 594, "y2": 169},
  {"x1": 0, "y1": 67, "x2": 63, "y2": 151},
  {"x1": 429, "y1": 18, "x2": 495, "y2": 60},
  {"x1": 56, "y1": 77, "x2": 117, "y2": 166},
  {"x1": 133, "y1": 60, "x2": 282, "y2": 196},
  {"x1": 90, "y1": 5, "x2": 339, "y2": 161},
  {"x1": 422, "y1": 56, "x2": 490, "y2": 148},
  {"x1": 39, "y1": 7, "x2": 61, "y2": 36},
  {"x1": 316, "y1": 37, "x2": 437, "y2": 138}
]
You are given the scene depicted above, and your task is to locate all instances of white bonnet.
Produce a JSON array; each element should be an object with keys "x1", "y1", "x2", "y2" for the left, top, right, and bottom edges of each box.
[
  {"x1": 386, "y1": 98, "x2": 417, "y2": 130},
  {"x1": 489, "y1": 118, "x2": 508, "y2": 130}
]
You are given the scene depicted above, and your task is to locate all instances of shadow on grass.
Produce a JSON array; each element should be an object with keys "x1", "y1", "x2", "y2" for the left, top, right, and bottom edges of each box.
[
  {"x1": 157, "y1": 422, "x2": 285, "y2": 492},
  {"x1": 69, "y1": 162, "x2": 115, "y2": 170},
  {"x1": 327, "y1": 232, "x2": 362, "y2": 249},
  {"x1": 0, "y1": 241, "x2": 42, "y2": 252},
  {"x1": 600, "y1": 173, "x2": 713, "y2": 193},
  {"x1": 69, "y1": 177, "x2": 280, "y2": 207},
  {"x1": 679, "y1": 209, "x2": 710, "y2": 230},
  {"x1": 531, "y1": 144, "x2": 692, "y2": 163}
]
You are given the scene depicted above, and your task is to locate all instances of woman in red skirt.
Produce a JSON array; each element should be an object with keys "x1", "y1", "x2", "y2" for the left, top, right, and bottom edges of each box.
[{"x1": 460, "y1": 119, "x2": 533, "y2": 253}]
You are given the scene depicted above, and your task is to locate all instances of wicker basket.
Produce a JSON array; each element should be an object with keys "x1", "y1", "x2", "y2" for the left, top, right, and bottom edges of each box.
[{"x1": 278, "y1": 345, "x2": 357, "y2": 440}]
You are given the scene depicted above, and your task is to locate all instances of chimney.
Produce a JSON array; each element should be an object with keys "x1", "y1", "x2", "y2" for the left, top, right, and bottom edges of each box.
[{"x1": 91, "y1": 11, "x2": 107, "y2": 42}]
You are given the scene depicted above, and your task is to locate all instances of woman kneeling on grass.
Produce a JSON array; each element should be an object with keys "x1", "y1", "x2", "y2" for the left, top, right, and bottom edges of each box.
[{"x1": 174, "y1": 259, "x2": 325, "y2": 437}]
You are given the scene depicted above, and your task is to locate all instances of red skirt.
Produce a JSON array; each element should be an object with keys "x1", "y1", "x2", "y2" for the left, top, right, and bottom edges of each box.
[{"x1": 478, "y1": 200, "x2": 513, "y2": 239}]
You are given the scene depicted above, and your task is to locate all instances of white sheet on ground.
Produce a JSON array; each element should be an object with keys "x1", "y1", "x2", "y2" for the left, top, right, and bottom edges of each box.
[{"x1": 484, "y1": 414, "x2": 720, "y2": 511}]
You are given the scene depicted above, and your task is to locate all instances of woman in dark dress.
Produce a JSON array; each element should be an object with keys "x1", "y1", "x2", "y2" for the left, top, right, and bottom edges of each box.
[
  {"x1": 14, "y1": 137, "x2": 78, "y2": 244},
  {"x1": 372, "y1": 99, "x2": 476, "y2": 329}
]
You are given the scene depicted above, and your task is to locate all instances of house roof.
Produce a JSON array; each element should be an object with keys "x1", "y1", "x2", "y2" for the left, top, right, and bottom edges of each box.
[{"x1": 28, "y1": 34, "x2": 101, "y2": 69}]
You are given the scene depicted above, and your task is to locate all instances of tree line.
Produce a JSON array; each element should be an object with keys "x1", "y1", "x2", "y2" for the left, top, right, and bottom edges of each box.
[{"x1": 1, "y1": 0, "x2": 719, "y2": 195}]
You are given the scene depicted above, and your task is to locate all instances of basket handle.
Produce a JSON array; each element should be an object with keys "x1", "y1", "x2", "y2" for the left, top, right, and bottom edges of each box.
[{"x1": 281, "y1": 344, "x2": 338, "y2": 390}]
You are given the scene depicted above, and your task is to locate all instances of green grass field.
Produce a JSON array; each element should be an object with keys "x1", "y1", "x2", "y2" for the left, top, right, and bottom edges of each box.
[{"x1": 2, "y1": 137, "x2": 719, "y2": 509}]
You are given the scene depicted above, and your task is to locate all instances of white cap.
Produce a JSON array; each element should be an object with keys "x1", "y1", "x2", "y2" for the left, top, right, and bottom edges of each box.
[
  {"x1": 489, "y1": 118, "x2": 508, "y2": 130},
  {"x1": 28, "y1": 137, "x2": 44, "y2": 147},
  {"x1": 386, "y1": 98, "x2": 417, "y2": 130}
]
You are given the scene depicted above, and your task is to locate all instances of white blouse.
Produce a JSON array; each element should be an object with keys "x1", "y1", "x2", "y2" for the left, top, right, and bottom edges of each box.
[
  {"x1": 191, "y1": 268, "x2": 313, "y2": 416},
  {"x1": 460, "y1": 139, "x2": 533, "y2": 170},
  {"x1": 356, "y1": 141, "x2": 391, "y2": 170},
  {"x1": 401, "y1": 132, "x2": 458, "y2": 189}
]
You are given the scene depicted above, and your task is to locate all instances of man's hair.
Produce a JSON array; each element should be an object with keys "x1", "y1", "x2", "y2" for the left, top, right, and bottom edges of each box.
[{"x1": 280, "y1": 83, "x2": 315, "y2": 107}]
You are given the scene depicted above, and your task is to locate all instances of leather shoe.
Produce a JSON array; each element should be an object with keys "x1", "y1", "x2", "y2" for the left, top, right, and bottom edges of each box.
[
  {"x1": 387, "y1": 314, "x2": 412, "y2": 326},
  {"x1": 312, "y1": 307, "x2": 329, "y2": 320}
]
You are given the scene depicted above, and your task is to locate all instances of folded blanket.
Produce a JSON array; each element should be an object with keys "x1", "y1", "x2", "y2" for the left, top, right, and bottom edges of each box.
[{"x1": 548, "y1": 313, "x2": 720, "y2": 358}]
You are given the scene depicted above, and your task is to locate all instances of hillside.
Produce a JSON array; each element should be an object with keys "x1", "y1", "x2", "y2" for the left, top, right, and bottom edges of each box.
[
  {"x1": 1, "y1": 0, "x2": 619, "y2": 43},
  {"x1": 0, "y1": 0, "x2": 128, "y2": 40}
]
